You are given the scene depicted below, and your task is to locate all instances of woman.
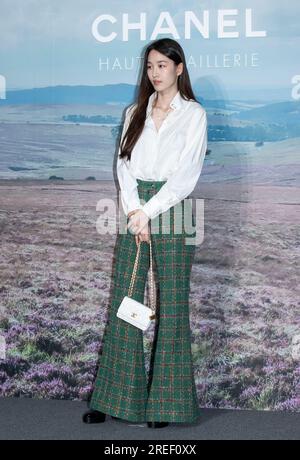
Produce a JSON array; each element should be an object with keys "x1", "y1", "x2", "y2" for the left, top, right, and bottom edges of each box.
[{"x1": 83, "y1": 38, "x2": 207, "y2": 428}]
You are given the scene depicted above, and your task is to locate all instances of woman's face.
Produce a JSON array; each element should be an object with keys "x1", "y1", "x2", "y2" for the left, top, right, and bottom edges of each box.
[{"x1": 146, "y1": 49, "x2": 182, "y2": 92}]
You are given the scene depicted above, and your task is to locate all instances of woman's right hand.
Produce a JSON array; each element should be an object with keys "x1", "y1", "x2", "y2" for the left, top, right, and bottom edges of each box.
[
  {"x1": 127, "y1": 209, "x2": 141, "y2": 246},
  {"x1": 127, "y1": 209, "x2": 150, "y2": 246}
]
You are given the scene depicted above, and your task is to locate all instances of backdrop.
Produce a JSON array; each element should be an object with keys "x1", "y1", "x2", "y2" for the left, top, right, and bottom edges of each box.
[{"x1": 0, "y1": 0, "x2": 299, "y2": 412}]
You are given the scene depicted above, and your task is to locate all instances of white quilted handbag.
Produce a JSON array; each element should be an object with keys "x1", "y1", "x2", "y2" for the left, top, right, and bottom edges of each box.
[{"x1": 117, "y1": 238, "x2": 156, "y2": 331}]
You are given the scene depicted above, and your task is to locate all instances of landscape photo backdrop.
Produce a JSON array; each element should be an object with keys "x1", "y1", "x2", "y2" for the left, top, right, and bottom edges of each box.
[{"x1": 0, "y1": 0, "x2": 299, "y2": 412}]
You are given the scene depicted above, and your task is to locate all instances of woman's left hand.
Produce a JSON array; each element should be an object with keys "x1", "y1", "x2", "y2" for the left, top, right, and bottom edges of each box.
[{"x1": 127, "y1": 209, "x2": 149, "y2": 236}]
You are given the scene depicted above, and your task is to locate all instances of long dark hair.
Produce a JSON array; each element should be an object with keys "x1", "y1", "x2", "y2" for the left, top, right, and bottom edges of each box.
[{"x1": 119, "y1": 38, "x2": 200, "y2": 161}]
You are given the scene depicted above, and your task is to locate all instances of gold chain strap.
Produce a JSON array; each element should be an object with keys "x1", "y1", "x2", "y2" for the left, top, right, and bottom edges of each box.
[{"x1": 127, "y1": 237, "x2": 156, "y2": 317}]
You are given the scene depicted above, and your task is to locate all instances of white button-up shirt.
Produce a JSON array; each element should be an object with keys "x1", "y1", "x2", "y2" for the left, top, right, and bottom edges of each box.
[{"x1": 116, "y1": 89, "x2": 207, "y2": 220}]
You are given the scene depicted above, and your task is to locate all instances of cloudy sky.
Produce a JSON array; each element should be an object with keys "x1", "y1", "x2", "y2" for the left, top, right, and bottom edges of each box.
[{"x1": 0, "y1": 0, "x2": 299, "y2": 97}]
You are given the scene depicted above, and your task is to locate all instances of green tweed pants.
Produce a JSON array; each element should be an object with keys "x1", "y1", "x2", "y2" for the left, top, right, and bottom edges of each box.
[{"x1": 89, "y1": 178, "x2": 200, "y2": 423}]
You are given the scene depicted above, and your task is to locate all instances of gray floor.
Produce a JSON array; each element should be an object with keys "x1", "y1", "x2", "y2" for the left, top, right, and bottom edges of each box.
[{"x1": 0, "y1": 397, "x2": 299, "y2": 440}]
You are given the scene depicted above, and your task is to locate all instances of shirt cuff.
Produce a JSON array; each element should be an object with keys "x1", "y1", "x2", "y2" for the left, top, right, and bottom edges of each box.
[
  {"x1": 141, "y1": 195, "x2": 161, "y2": 220},
  {"x1": 120, "y1": 190, "x2": 142, "y2": 216},
  {"x1": 127, "y1": 202, "x2": 143, "y2": 214}
]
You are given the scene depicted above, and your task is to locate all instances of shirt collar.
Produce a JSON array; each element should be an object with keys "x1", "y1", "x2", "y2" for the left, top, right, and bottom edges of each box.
[{"x1": 146, "y1": 90, "x2": 183, "y2": 116}]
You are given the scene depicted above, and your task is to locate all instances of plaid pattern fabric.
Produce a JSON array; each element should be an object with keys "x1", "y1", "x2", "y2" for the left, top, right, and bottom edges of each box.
[{"x1": 89, "y1": 179, "x2": 200, "y2": 423}]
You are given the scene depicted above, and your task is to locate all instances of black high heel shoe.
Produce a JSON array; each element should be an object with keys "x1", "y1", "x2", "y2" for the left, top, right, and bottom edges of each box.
[
  {"x1": 147, "y1": 421, "x2": 169, "y2": 428},
  {"x1": 82, "y1": 409, "x2": 106, "y2": 423}
]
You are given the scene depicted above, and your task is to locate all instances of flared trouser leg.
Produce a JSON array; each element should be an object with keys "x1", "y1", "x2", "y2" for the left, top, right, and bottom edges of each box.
[
  {"x1": 145, "y1": 224, "x2": 200, "y2": 422},
  {"x1": 89, "y1": 179, "x2": 200, "y2": 423},
  {"x1": 89, "y1": 229, "x2": 151, "y2": 422}
]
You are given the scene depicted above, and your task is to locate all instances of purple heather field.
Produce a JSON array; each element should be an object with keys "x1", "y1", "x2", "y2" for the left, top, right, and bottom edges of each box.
[{"x1": 0, "y1": 123, "x2": 299, "y2": 412}]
